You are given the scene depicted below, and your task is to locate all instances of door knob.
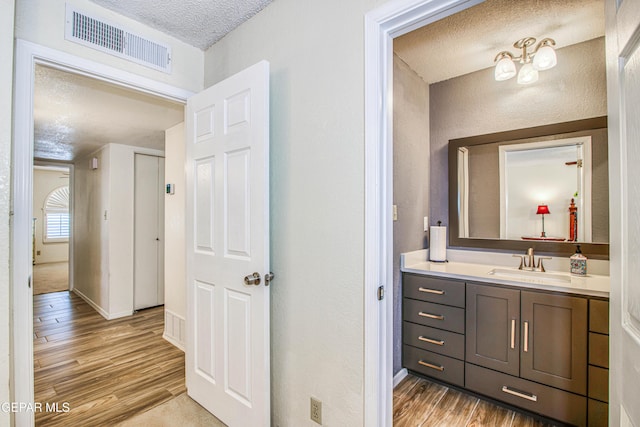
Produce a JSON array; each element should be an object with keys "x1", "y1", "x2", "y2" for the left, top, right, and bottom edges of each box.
[{"x1": 244, "y1": 272, "x2": 261, "y2": 286}]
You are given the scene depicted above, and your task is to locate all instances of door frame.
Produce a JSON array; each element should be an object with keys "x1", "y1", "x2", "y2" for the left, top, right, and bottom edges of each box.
[
  {"x1": 363, "y1": 0, "x2": 485, "y2": 425},
  {"x1": 11, "y1": 39, "x2": 192, "y2": 426}
]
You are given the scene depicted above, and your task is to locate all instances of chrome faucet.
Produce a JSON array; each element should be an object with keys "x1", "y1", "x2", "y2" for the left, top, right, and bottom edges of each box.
[{"x1": 513, "y1": 248, "x2": 552, "y2": 272}]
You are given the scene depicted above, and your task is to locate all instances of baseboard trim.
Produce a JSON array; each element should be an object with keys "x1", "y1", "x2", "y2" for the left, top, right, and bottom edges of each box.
[
  {"x1": 393, "y1": 368, "x2": 408, "y2": 388},
  {"x1": 72, "y1": 288, "x2": 110, "y2": 319},
  {"x1": 163, "y1": 332, "x2": 185, "y2": 352},
  {"x1": 72, "y1": 288, "x2": 132, "y2": 320},
  {"x1": 164, "y1": 309, "x2": 185, "y2": 352}
]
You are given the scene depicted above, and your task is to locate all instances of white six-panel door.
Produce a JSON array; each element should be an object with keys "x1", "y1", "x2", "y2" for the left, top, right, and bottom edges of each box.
[
  {"x1": 185, "y1": 61, "x2": 270, "y2": 426},
  {"x1": 607, "y1": 1, "x2": 640, "y2": 425}
]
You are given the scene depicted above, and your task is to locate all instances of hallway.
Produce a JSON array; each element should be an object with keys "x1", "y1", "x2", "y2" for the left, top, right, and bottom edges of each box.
[{"x1": 33, "y1": 291, "x2": 185, "y2": 426}]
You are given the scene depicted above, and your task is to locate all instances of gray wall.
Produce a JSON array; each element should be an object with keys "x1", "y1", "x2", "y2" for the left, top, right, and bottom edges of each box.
[
  {"x1": 429, "y1": 37, "x2": 608, "y2": 232},
  {"x1": 393, "y1": 54, "x2": 430, "y2": 375}
]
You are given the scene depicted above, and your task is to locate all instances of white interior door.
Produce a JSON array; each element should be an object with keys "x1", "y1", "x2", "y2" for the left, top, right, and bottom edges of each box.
[
  {"x1": 606, "y1": 1, "x2": 640, "y2": 425},
  {"x1": 134, "y1": 154, "x2": 165, "y2": 310},
  {"x1": 185, "y1": 61, "x2": 270, "y2": 426}
]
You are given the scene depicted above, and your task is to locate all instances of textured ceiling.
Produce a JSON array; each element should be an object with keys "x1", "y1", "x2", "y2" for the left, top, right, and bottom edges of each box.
[
  {"x1": 34, "y1": 65, "x2": 184, "y2": 162},
  {"x1": 89, "y1": 0, "x2": 273, "y2": 50},
  {"x1": 394, "y1": 0, "x2": 605, "y2": 84}
]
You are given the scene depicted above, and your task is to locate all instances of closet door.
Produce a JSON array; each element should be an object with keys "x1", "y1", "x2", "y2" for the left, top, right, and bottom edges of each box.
[{"x1": 134, "y1": 154, "x2": 165, "y2": 310}]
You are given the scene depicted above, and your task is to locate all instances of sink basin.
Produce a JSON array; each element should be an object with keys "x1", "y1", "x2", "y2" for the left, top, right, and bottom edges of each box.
[{"x1": 487, "y1": 268, "x2": 572, "y2": 284}]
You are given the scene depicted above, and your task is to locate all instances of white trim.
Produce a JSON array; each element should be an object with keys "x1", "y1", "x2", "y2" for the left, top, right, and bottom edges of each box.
[
  {"x1": 363, "y1": 1, "x2": 484, "y2": 426},
  {"x1": 71, "y1": 288, "x2": 132, "y2": 320},
  {"x1": 163, "y1": 309, "x2": 186, "y2": 351},
  {"x1": 12, "y1": 39, "x2": 191, "y2": 427},
  {"x1": 392, "y1": 368, "x2": 408, "y2": 388}
]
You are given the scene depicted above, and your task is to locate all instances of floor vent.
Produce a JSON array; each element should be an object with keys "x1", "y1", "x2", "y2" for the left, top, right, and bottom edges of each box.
[{"x1": 65, "y1": 5, "x2": 172, "y2": 74}]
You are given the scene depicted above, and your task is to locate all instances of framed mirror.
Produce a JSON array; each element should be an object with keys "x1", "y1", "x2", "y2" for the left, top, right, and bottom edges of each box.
[{"x1": 448, "y1": 116, "x2": 609, "y2": 259}]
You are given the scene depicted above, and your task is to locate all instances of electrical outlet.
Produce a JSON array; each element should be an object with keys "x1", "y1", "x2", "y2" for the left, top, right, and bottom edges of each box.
[
  {"x1": 310, "y1": 397, "x2": 322, "y2": 425},
  {"x1": 393, "y1": 204, "x2": 398, "y2": 221}
]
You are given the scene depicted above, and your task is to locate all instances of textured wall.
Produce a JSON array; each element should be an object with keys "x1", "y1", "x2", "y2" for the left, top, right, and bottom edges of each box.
[
  {"x1": 33, "y1": 169, "x2": 70, "y2": 264},
  {"x1": 164, "y1": 123, "x2": 186, "y2": 319},
  {"x1": 429, "y1": 37, "x2": 608, "y2": 234},
  {"x1": 15, "y1": 0, "x2": 204, "y2": 92},
  {"x1": 204, "y1": 0, "x2": 385, "y2": 424},
  {"x1": 392, "y1": 55, "x2": 430, "y2": 375},
  {"x1": 0, "y1": 0, "x2": 15, "y2": 424},
  {"x1": 73, "y1": 147, "x2": 110, "y2": 312}
]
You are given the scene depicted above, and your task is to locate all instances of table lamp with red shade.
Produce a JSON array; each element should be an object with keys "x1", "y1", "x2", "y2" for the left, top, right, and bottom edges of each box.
[{"x1": 536, "y1": 204, "x2": 550, "y2": 237}]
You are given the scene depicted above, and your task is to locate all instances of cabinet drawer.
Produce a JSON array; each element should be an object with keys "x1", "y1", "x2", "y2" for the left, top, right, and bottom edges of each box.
[
  {"x1": 589, "y1": 333, "x2": 609, "y2": 368},
  {"x1": 403, "y1": 321, "x2": 464, "y2": 360},
  {"x1": 589, "y1": 299, "x2": 609, "y2": 334},
  {"x1": 466, "y1": 363, "x2": 586, "y2": 427},
  {"x1": 403, "y1": 298, "x2": 465, "y2": 334},
  {"x1": 403, "y1": 345, "x2": 464, "y2": 387},
  {"x1": 403, "y1": 274, "x2": 465, "y2": 308},
  {"x1": 588, "y1": 399, "x2": 608, "y2": 427},
  {"x1": 588, "y1": 365, "x2": 608, "y2": 402}
]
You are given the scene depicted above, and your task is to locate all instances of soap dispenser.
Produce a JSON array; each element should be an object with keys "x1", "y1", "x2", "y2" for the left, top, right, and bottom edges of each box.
[{"x1": 570, "y1": 245, "x2": 587, "y2": 276}]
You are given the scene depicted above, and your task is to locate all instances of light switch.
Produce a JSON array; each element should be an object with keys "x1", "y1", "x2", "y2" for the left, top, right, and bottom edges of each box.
[
  {"x1": 393, "y1": 205, "x2": 398, "y2": 221},
  {"x1": 424, "y1": 216, "x2": 429, "y2": 231}
]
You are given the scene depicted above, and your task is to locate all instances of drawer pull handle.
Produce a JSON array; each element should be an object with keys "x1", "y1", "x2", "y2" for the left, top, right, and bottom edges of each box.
[
  {"x1": 418, "y1": 287, "x2": 445, "y2": 295},
  {"x1": 523, "y1": 321, "x2": 529, "y2": 353},
  {"x1": 418, "y1": 312, "x2": 444, "y2": 320},
  {"x1": 418, "y1": 336, "x2": 445, "y2": 346},
  {"x1": 501, "y1": 386, "x2": 537, "y2": 402},
  {"x1": 418, "y1": 360, "x2": 445, "y2": 372},
  {"x1": 510, "y1": 319, "x2": 516, "y2": 349}
]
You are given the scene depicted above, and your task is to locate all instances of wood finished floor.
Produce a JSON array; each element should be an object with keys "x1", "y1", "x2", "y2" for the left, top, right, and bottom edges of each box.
[
  {"x1": 34, "y1": 291, "x2": 185, "y2": 426},
  {"x1": 394, "y1": 375, "x2": 559, "y2": 427}
]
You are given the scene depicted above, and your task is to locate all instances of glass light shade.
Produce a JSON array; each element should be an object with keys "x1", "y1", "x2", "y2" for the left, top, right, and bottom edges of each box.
[
  {"x1": 517, "y1": 63, "x2": 539, "y2": 84},
  {"x1": 494, "y1": 57, "x2": 516, "y2": 81},
  {"x1": 533, "y1": 45, "x2": 557, "y2": 70}
]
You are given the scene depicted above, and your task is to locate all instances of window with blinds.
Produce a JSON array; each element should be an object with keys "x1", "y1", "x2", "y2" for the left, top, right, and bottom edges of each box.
[{"x1": 43, "y1": 186, "x2": 70, "y2": 243}]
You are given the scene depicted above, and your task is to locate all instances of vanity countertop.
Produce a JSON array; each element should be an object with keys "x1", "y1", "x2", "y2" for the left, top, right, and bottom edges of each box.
[{"x1": 401, "y1": 250, "x2": 610, "y2": 298}]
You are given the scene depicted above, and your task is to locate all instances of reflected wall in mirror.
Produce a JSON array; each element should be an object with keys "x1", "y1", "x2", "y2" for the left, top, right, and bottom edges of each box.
[{"x1": 449, "y1": 117, "x2": 609, "y2": 258}]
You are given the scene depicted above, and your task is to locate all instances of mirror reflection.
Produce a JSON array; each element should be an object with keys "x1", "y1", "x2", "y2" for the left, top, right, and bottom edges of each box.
[{"x1": 453, "y1": 120, "x2": 609, "y2": 245}]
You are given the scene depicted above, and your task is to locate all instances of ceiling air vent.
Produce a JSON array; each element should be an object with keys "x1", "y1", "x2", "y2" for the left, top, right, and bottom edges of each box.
[{"x1": 65, "y1": 5, "x2": 172, "y2": 74}]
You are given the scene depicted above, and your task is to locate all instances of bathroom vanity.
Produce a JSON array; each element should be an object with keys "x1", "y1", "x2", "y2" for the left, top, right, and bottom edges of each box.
[{"x1": 401, "y1": 251, "x2": 609, "y2": 427}]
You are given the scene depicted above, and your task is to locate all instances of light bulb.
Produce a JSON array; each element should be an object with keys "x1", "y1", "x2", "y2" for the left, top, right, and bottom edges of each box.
[
  {"x1": 517, "y1": 63, "x2": 539, "y2": 84},
  {"x1": 533, "y1": 45, "x2": 557, "y2": 71},
  {"x1": 495, "y1": 56, "x2": 516, "y2": 81}
]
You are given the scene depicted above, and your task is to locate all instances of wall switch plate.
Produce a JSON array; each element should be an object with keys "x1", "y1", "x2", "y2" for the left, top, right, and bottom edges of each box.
[
  {"x1": 393, "y1": 205, "x2": 398, "y2": 221},
  {"x1": 310, "y1": 397, "x2": 322, "y2": 425},
  {"x1": 424, "y1": 216, "x2": 429, "y2": 231}
]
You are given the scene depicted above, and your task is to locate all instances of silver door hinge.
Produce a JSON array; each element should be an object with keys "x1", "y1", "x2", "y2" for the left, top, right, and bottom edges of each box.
[{"x1": 377, "y1": 286, "x2": 384, "y2": 301}]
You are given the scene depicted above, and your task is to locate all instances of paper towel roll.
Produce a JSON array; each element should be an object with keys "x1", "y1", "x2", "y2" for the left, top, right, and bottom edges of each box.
[{"x1": 429, "y1": 225, "x2": 447, "y2": 262}]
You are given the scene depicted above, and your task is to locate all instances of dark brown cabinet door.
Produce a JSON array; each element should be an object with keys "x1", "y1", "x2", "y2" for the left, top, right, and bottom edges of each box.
[
  {"x1": 520, "y1": 291, "x2": 588, "y2": 395},
  {"x1": 466, "y1": 283, "x2": 520, "y2": 376}
]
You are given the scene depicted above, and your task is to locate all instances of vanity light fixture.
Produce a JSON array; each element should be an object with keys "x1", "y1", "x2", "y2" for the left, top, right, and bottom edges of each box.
[{"x1": 494, "y1": 37, "x2": 557, "y2": 84}]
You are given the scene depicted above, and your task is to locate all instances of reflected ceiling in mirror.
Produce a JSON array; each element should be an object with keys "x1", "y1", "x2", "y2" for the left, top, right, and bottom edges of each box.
[{"x1": 449, "y1": 117, "x2": 609, "y2": 259}]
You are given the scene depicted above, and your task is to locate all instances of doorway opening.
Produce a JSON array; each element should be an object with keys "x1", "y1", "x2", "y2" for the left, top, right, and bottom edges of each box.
[
  {"x1": 13, "y1": 39, "x2": 192, "y2": 425},
  {"x1": 32, "y1": 163, "x2": 72, "y2": 296},
  {"x1": 364, "y1": 0, "x2": 608, "y2": 425}
]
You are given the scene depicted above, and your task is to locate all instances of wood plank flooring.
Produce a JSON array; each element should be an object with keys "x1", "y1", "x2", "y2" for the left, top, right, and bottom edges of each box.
[
  {"x1": 394, "y1": 375, "x2": 559, "y2": 427},
  {"x1": 34, "y1": 291, "x2": 185, "y2": 426}
]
